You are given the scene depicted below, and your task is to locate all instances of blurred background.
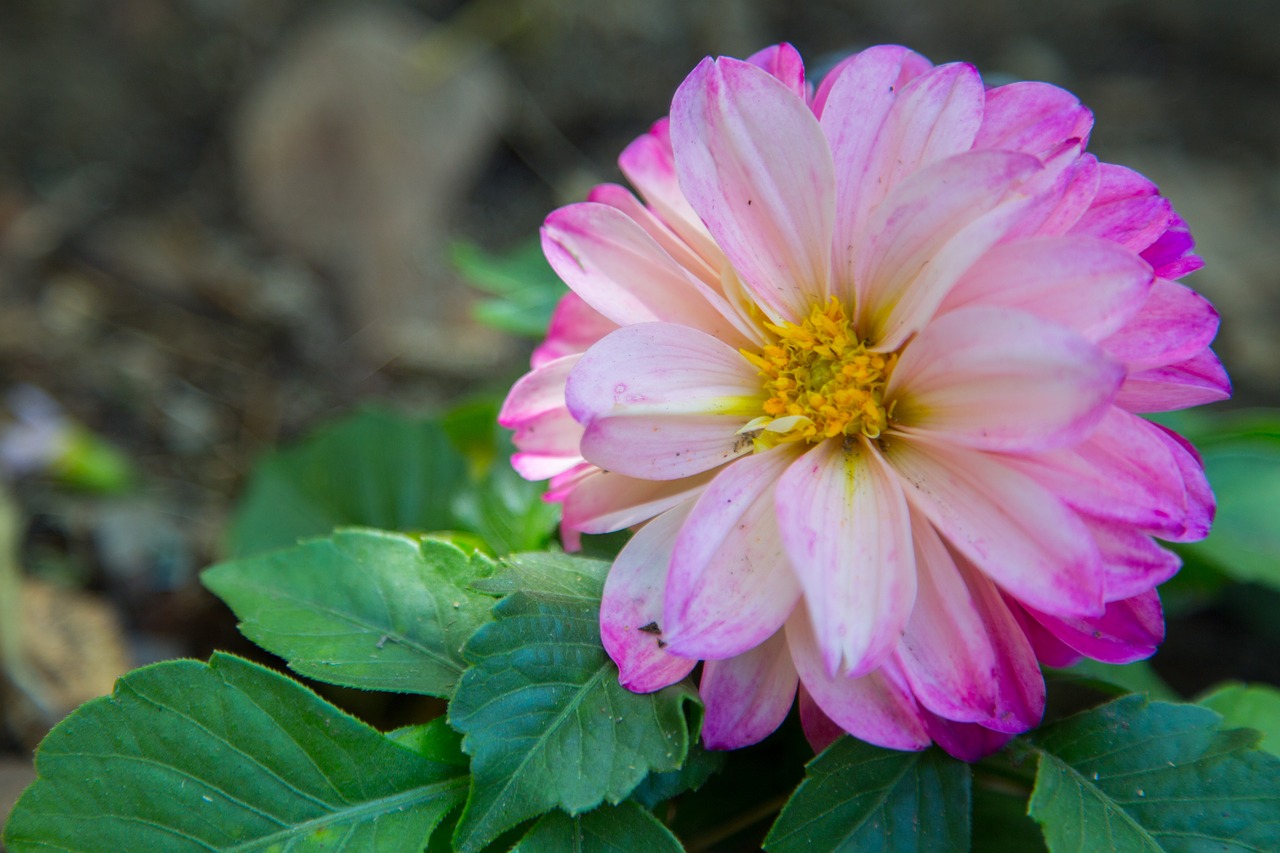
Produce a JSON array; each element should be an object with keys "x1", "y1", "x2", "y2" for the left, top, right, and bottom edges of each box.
[{"x1": 1, "y1": 0, "x2": 1277, "y2": 831}]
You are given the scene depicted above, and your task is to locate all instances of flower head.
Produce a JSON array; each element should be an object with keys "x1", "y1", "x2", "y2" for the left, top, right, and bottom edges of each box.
[{"x1": 500, "y1": 43, "x2": 1228, "y2": 760}]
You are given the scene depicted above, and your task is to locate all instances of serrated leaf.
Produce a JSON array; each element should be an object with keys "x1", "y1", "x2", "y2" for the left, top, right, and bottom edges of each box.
[
  {"x1": 227, "y1": 408, "x2": 469, "y2": 557},
  {"x1": 1027, "y1": 694, "x2": 1280, "y2": 852},
  {"x1": 448, "y1": 553, "x2": 699, "y2": 853},
  {"x1": 512, "y1": 802, "x2": 684, "y2": 853},
  {"x1": 764, "y1": 737, "x2": 971, "y2": 852},
  {"x1": 203, "y1": 531, "x2": 496, "y2": 697},
  {"x1": 1198, "y1": 682, "x2": 1280, "y2": 757},
  {"x1": 2, "y1": 653, "x2": 467, "y2": 853},
  {"x1": 470, "y1": 551, "x2": 609, "y2": 600}
]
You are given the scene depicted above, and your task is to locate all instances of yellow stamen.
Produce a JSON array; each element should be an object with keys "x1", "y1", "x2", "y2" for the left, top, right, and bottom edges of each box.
[{"x1": 741, "y1": 298, "x2": 896, "y2": 451}]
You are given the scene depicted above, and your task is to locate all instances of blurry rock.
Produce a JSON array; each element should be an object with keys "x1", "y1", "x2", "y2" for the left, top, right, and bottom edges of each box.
[
  {"x1": 4, "y1": 578, "x2": 130, "y2": 749},
  {"x1": 235, "y1": 4, "x2": 510, "y2": 370}
]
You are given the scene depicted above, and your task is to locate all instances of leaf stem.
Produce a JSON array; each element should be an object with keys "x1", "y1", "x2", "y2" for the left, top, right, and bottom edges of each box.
[{"x1": 683, "y1": 792, "x2": 793, "y2": 853}]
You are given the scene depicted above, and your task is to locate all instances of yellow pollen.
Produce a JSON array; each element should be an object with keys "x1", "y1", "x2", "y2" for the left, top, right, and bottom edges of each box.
[{"x1": 741, "y1": 298, "x2": 896, "y2": 450}]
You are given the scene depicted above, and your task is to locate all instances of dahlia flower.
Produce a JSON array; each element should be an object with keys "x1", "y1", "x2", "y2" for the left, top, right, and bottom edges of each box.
[{"x1": 500, "y1": 43, "x2": 1227, "y2": 760}]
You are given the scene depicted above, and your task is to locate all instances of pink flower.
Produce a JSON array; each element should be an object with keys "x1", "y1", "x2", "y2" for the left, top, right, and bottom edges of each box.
[{"x1": 500, "y1": 44, "x2": 1228, "y2": 760}]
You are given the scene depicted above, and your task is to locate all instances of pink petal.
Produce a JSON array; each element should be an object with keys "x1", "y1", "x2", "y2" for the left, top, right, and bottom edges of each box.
[
  {"x1": 797, "y1": 684, "x2": 846, "y2": 754},
  {"x1": 1101, "y1": 279, "x2": 1220, "y2": 371},
  {"x1": 600, "y1": 503, "x2": 699, "y2": 692},
  {"x1": 812, "y1": 46, "x2": 932, "y2": 118},
  {"x1": 855, "y1": 150, "x2": 1043, "y2": 349},
  {"x1": 662, "y1": 446, "x2": 804, "y2": 659},
  {"x1": 1069, "y1": 163, "x2": 1174, "y2": 252},
  {"x1": 1003, "y1": 407, "x2": 1194, "y2": 540},
  {"x1": 746, "y1": 43, "x2": 807, "y2": 98},
  {"x1": 508, "y1": 407, "x2": 583, "y2": 480},
  {"x1": 1085, "y1": 518, "x2": 1182, "y2": 602},
  {"x1": 566, "y1": 323, "x2": 760, "y2": 480},
  {"x1": 1140, "y1": 214, "x2": 1203, "y2": 280},
  {"x1": 562, "y1": 467, "x2": 714, "y2": 535},
  {"x1": 586, "y1": 183, "x2": 720, "y2": 287},
  {"x1": 700, "y1": 628, "x2": 799, "y2": 749},
  {"x1": 617, "y1": 119, "x2": 722, "y2": 267},
  {"x1": 1011, "y1": 151, "x2": 1101, "y2": 240},
  {"x1": 922, "y1": 713, "x2": 1015, "y2": 762},
  {"x1": 671, "y1": 55, "x2": 834, "y2": 322},
  {"x1": 1116, "y1": 349, "x2": 1231, "y2": 413},
  {"x1": 500, "y1": 354, "x2": 578, "y2": 427},
  {"x1": 542, "y1": 202, "x2": 743, "y2": 339},
  {"x1": 888, "y1": 306, "x2": 1124, "y2": 452},
  {"x1": 1006, "y1": 597, "x2": 1083, "y2": 668},
  {"x1": 775, "y1": 439, "x2": 916, "y2": 677},
  {"x1": 896, "y1": 515, "x2": 1043, "y2": 732},
  {"x1": 531, "y1": 293, "x2": 617, "y2": 368},
  {"x1": 819, "y1": 46, "x2": 944, "y2": 297},
  {"x1": 1145, "y1": 421, "x2": 1215, "y2": 542},
  {"x1": 787, "y1": 609, "x2": 931, "y2": 751},
  {"x1": 1025, "y1": 589, "x2": 1164, "y2": 664},
  {"x1": 939, "y1": 235, "x2": 1153, "y2": 342},
  {"x1": 974, "y1": 81, "x2": 1093, "y2": 159},
  {"x1": 884, "y1": 434, "x2": 1106, "y2": 618}
]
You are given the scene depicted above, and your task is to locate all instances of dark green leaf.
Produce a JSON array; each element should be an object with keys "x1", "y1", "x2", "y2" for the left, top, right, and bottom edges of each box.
[
  {"x1": 972, "y1": 784, "x2": 1045, "y2": 853},
  {"x1": 630, "y1": 742, "x2": 725, "y2": 809},
  {"x1": 764, "y1": 737, "x2": 971, "y2": 852},
  {"x1": 1027, "y1": 694, "x2": 1280, "y2": 852},
  {"x1": 449, "y1": 554, "x2": 700, "y2": 852},
  {"x1": 2, "y1": 653, "x2": 467, "y2": 853},
  {"x1": 203, "y1": 531, "x2": 497, "y2": 697},
  {"x1": 1198, "y1": 682, "x2": 1280, "y2": 757},
  {"x1": 226, "y1": 408, "x2": 468, "y2": 557},
  {"x1": 512, "y1": 802, "x2": 684, "y2": 853}
]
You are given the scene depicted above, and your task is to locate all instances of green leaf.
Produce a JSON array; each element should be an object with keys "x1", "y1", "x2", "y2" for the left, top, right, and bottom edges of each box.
[
  {"x1": 630, "y1": 741, "x2": 724, "y2": 809},
  {"x1": 469, "y1": 550, "x2": 608, "y2": 599},
  {"x1": 1198, "y1": 682, "x2": 1280, "y2": 757},
  {"x1": 1027, "y1": 694, "x2": 1280, "y2": 852},
  {"x1": 1046, "y1": 658, "x2": 1178, "y2": 701},
  {"x1": 512, "y1": 802, "x2": 684, "y2": 853},
  {"x1": 453, "y1": 461, "x2": 560, "y2": 555},
  {"x1": 227, "y1": 407, "x2": 468, "y2": 557},
  {"x1": 972, "y1": 785, "x2": 1045, "y2": 853},
  {"x1": 764, "y1": 738, "x2": 971, "y2": 852},
  {"x1": 449, "y1": 554, "x2": 700, "y2": 852},
  {"x1": 388, "y1": 717, "x2": 469, "y2": 767},
  {"x1": 2, "y1": 653, "x2": 467, "y2": 853},
  {"x1": 203, "y1": 531, "x2": 497, "y2": 697},
  {"x1": 452, "y1": 240, "x2": 566, "y2": 338}
]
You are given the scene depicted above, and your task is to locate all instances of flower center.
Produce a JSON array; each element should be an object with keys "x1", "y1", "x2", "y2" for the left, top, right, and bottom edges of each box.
[{"x1": 741, "y1": 298, "x2": 896, "y2": 450}]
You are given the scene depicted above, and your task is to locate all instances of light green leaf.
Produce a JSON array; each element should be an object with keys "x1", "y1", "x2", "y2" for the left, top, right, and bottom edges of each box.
[
  {"x1": 227, "y1": 408, "x2": 468, "y2": 558},
  {"x1": 453, "y1": 461, "x2": 561, "y2": 556},
  {"x1": 1198, "y1": 682, "x2": 1280, "y2": 756},
  {"x1": 469, "y1": 550, "x2": 608, "y2": 599},
  {"x1": 1027, "y1": 694, "x2": 1280, "y2": 852},
  {"x1": 388, "y1": 717, "x2": 469, "y2": 767},
  {"x1": 449, "y1": 554, "x2": 700, "y2": 853},
  {"x1": 203, "y1": 531, "x2": 496, "y2": 697},
  {"x1": 512, "y1": 802, "x2": 683, "y2": 853},
  {"x1": 452, "y1": 240, "x2": 566, "y2": 338},
  {"x1": 1047, "y1": 658, "x2": 1178, "y2": 701},
  {"x1": 2, "y1": 653, "x2": 467, "y2": 853},
  {"x1": 764, "y1": 738, "x2": 971, "y2": 852}
]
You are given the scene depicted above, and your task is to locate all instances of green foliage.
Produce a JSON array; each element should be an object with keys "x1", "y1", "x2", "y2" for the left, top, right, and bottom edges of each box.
[
  {"x1": 1199, "y1": 682, "x2": 1280, "y2": 756},
  {"x1": 1026, "y1": 694, "x2": 1280, "y2": 852},
  {"x1": 448, "y1": 554, "x2": 702, "y2": 852},
  {"x1": 203, "y1": 531, "x2": 498, "y2": 698},
  {"x1": 1159, "y1": 409, "x2": 1280, "y2": 591},
  {"x1": 2, "y1": 654, "x2": 467, "y2": 853},
  {"x1": 512, "y1": 802, "x2": 684, "y2": 853},
  {"x1": 630, "y1": 742, "x2": 725, "y2": 810},
  {"x1": 226, "y1": 406, "x2": 557, "y2": 559},
  {"x1": 1046, "y1": 658, "x2": 1178, "y2": 701},
  {"x1": 765, "y1": 738, "x2": 971, "y2": 852},
  {"x1": 452, "y1": 239, "x2": 567, "y2": 338}
]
